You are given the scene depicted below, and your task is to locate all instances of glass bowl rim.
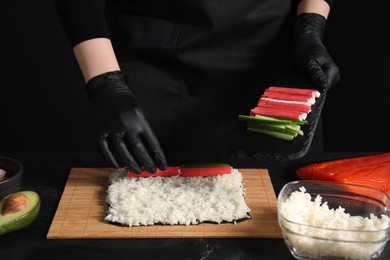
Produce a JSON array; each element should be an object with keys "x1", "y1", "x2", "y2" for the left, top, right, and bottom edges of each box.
[
  {"x1": 278, "y1": 180, "x2": 390, "y2": 233},
  {"x1": 279, "y1": 219, "x2": 390, "y2": 243},
  {"x1": 279, "y1": 213, "x2": 390, "y2": 234}
]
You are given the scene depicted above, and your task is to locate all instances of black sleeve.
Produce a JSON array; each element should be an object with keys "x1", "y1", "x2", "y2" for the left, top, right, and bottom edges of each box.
[{"x1": 54, "y1": 0, "x2": 110, "y2": 48}]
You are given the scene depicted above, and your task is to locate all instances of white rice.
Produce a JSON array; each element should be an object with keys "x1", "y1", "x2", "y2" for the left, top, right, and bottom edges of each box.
[
  {"x1": 105, "y1": 168, "x2": 251, "y2": 226},
  {"x1": 279, "y1": 187, "x2": 390, "y2": 259}
]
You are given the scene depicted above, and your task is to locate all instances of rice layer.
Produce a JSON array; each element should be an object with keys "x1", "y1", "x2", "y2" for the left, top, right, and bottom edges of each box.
[{"x1": 105, "y1": 169, "x2": 251, "y2": 226}]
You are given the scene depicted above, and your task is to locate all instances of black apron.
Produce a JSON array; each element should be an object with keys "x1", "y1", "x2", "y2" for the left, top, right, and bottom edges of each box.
[{"x1": 106, "y1": 0, "x2": 298, "y2": 163}]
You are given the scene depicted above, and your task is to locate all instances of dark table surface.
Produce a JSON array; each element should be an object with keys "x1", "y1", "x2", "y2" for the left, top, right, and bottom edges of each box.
[{"x1": 0, "y1": 151, "x2": 389, "y2": 260}]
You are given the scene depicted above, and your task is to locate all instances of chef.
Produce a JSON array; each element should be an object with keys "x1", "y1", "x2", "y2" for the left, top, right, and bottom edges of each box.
[{"x1": 54, "y1": 0, "x2": 339, "y2": 173}]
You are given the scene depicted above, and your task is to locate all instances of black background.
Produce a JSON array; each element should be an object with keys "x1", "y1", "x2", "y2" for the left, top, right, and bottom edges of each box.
[{"x1": 1, "y1": 1, "x2": 389, "y2": 153}]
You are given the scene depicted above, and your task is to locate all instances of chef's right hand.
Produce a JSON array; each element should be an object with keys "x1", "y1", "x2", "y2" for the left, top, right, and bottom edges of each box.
[{"x1": 85, "y1": 70, "x2": 167, "y2": 174}]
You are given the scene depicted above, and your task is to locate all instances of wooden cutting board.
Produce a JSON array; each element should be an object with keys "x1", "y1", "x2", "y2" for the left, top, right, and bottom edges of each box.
[{"x1": 47, "y1": 168, "x2": 282, "y2": 239}]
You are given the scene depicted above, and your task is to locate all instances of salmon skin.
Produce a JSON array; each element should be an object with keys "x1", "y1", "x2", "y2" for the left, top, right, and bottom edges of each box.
[{"x1": 296, "y1": 153, "x2": 390, "y2": 195}]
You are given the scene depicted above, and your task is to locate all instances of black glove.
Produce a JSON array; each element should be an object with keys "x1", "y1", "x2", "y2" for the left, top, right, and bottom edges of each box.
[
  {"x1": 293, "y1": 13, "x2": 340, "y2": 92},
  {"x1": 85, "y1": 70, "x2": 167, "y2": 173}
]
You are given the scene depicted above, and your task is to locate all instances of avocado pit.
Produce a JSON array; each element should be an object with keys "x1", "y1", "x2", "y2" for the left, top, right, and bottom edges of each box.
[{"x1": 2, "y1": 193, "x2": 30, "y2": 215}]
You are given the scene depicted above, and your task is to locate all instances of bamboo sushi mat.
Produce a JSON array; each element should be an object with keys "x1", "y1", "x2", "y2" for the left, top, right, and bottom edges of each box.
[{"x1": 47, "y1": 168, "x2": 282, "y2": 239}]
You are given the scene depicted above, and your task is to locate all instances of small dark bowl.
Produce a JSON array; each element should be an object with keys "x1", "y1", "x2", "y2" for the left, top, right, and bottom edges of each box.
[{"x1": 0, "y1": 156, "x2": 23, "y2": 200}]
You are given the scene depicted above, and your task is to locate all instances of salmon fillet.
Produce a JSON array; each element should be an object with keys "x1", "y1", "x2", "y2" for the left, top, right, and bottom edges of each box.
[{"x1": 296, "y1": 153, "x2": 390, "y2": 195}]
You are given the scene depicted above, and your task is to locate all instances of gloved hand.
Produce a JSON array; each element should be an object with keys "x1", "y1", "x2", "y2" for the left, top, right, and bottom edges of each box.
[
  {"x1": 85, "y1": 70, "x2": 167, "y2": 173},
  {"x1": 293, "y1": 13, "x2": 340, "y2": 92}
]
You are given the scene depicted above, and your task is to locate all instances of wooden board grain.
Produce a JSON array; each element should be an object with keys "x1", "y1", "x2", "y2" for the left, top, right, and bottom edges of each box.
[{"x1": 47, "y1": 168, "x2": 282, "y2": 239}]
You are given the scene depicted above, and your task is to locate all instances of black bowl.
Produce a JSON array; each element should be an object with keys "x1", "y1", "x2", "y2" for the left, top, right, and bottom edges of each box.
[{"x1": 0, "y1": 156, "x2": 23, "y2": 199}]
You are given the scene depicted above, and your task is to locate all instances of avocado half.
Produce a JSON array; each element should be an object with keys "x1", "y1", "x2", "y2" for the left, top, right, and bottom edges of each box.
[{"x1": 0, "y1": 191, "x2": 40, "y2": 235}]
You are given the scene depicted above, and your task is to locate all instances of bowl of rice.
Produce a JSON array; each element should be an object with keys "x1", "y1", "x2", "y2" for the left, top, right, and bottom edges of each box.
[{"x1": 277, "y1": 180, "x2": 390, "y2": 260}]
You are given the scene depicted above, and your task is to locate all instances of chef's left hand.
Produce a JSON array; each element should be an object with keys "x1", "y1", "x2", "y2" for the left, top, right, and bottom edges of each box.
[{"x1": 293, "y1": 13, "x2": 340, "y2": 93}]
